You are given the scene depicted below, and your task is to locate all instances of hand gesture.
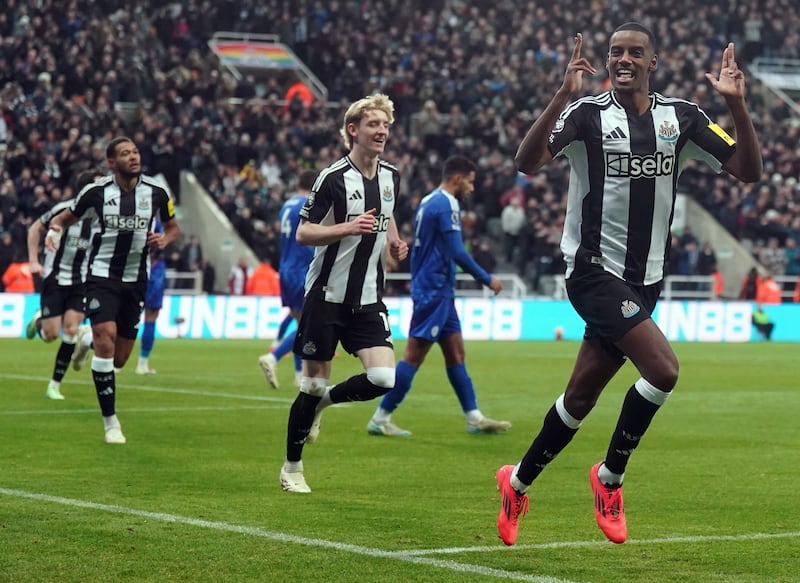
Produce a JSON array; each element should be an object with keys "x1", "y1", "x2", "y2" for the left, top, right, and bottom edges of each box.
[
  {"x1": 705, "y1": 42, "x2": 745, "y2": 98},
  {"x1": 350, "y1": 208, "x2": 377, "y2": 235},
  {"x1": 389, "y1": 238, "x2": 408, "y2": 261},
  {"x1": 561, "y1": 33, "x2": 597, "y2": 95}
]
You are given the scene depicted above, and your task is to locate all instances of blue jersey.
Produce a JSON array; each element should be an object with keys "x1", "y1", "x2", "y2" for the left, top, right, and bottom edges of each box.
[
  {"x1": 411, "y1": 188, "x2": 490, "y2": 303},
  {"x1": 279, "y1": 194, "x2": 314, "y2": 276},
  {"x1": 145, "y1": 219, "x2": 166, "y2": 309}
]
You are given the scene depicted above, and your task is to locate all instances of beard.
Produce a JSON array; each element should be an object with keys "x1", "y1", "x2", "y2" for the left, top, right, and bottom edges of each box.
[{"x1": 117, "y1": 167, "x2": 141, "y2": 181}]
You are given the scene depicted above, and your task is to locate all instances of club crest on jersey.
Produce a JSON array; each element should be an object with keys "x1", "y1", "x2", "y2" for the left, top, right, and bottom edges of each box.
[
  {"x1": 552, "y1": 119, "x2": 565, "y2": 133},
  {"x1": 382, "y1": 186, "x2": 393, "y2": 201},
  {"x1": 138, "y1": 198, "x2": 150, "y2": 210},
  {"x1": 657, "y1": 121, "x2": 678, "y2": 142},
  {"x1": 302, "y1": 341, "x2": 317, "y2": 355},
  {"x1": 621, "y1": 299, "x2": 640, "y2": 319}
]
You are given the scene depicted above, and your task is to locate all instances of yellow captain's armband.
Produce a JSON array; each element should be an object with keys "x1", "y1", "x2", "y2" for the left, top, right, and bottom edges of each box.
[
  {"x1": 167, "y1": 198, "x2": 175, "y2": 217},
  {"x1": 708, "y1": 123, "x2": 735, "y2": 146}
]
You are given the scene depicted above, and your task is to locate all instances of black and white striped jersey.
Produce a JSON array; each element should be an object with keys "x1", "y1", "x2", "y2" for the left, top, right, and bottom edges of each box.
[
  {"x1": 70, "y1": 175, "x2": 175, "y2": 284},
  {"x1": 300, "y1": 156, "x2": 400, "y2": 307},
  {"x1": 37, "y1": 200, "x2": 99, "y2": 286},
  {"x1": 549, "y1": 91, "x2": 736, "y2": 286}
]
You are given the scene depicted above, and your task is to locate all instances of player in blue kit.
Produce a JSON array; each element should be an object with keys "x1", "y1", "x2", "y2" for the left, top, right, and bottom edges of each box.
[
  {"x1": 136, "y1": 219, "x2": 166, "y2": 375},
  {"x1": 366, "y1": 155, "x2": 511, "y2": 436},
  {"x1": 258, "y1": 170, "x2": 317, "y2": 389}
]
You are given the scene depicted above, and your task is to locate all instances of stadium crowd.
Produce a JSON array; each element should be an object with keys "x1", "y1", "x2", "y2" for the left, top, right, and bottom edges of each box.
[{"x1": 1, "y1": 0, "x2": 799, "y2": 294}]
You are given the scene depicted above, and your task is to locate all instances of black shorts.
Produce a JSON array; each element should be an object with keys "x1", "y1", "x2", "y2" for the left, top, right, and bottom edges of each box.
[
  {"x1": 40, "y1": 278, "x2": 86, "y2": 319},
  {"x1": 293, "y1": 294, "x2": 393, "y2": 361},
  {"x1": 84, "y1": 276, "x2": 146, "y2": 340},
  {"x1": 566, "y1": 265, "x2": 662, "y2": 363}
]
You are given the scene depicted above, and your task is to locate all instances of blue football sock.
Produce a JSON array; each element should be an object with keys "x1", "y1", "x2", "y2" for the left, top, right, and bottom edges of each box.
[
  {"x1": 447, "y1": 363, "x2": 478, "y2": 413},
  {"x1": 273, "y1": 330, "x2": 296, "y2": 361},
  {"x1": 141, "y1": 321, "x2": 155, "y2": 358},
  {"x1": 379, "y1": 360, "x2": 417, "y2": 413},
  {"x1": 277, "y1": 314, "x2": 293, "y2": 342}
]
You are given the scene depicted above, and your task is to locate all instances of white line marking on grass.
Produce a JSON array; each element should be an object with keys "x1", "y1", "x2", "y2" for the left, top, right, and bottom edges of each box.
[
  {"x1": 400, "y1": 531, "x2": 800, "y2": 555},
  {"x1": 2, "y1": 373, "x2": 293, "y2": 403},
  {"x1": 0, "y1": 405, "x2": 287, "y2": 416},
  {"x1": 0, "y1": 487, "x2": 579, "y2": 583}
]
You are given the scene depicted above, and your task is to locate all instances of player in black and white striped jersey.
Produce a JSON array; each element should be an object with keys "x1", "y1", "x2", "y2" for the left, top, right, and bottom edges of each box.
[
  {"x1": 496, "y1": 23, "x2": 762, "y2": 546},
  {"x1": 45, "y1": 137, "x2": 181, "y2": 445},
  {"x1": 26, "y1": 168, "x2": 103, "y2": 400},
  {"x1": 280, "y1": 94, "x2": 409, "y2": 493}
]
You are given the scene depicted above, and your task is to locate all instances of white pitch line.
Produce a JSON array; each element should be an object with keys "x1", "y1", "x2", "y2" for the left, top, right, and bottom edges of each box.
[
  {"x1": 0, "y1": 405, "x2": 287, "y2": 416},
  {"x1": 1, "y1": 373, "x2": 293, "y2": 403},
  {"x1": 0, "y1": 487, "x2": 580, "y2": 583},
  {"x1": 398, "y1": 530, "x2": 800, "y2": 556}
]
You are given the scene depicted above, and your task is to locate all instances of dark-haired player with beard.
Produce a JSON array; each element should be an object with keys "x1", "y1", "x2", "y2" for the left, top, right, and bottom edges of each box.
[
  {"x1": 46, "y1": 137, "x2": 181, "y2": 444},
  {"x1": 495, "y1": 23, "x2": 762, "y2": 545}
]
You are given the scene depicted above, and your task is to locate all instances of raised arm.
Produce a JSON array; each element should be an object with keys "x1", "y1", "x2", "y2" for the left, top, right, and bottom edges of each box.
[
  {"x1": 705, "y1": 42, "x2": 763, "y2": 183},
  {"x1": 515, "y1": 33, "x2": 597, "y2": 174}
]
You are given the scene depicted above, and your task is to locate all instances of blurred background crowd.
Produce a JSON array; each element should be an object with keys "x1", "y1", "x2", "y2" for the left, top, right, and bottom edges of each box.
[{"x1": 1, "y1": 0, "x2": 799, "y2": 298}]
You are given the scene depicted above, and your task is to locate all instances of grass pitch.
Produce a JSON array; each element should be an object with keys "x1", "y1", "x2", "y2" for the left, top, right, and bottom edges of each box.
[{"x1": 2, "y1": 338, "x2": 798, "y2": 582}]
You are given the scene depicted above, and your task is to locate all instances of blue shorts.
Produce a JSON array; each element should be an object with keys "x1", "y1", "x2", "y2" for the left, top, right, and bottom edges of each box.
[
  {"x1": 146, "y1": 261, "x2": 166, "y2": 310},
  {"x1": 408, "y1": 297, "x2": 461, "y2": 342},
  {"x1": 280, "y1": 271, "x2": 306, "y2": 312}
]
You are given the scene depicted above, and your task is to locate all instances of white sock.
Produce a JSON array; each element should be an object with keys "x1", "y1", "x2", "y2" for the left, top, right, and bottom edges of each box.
[
  {"x1": 138, "y1": 357, "x2": 148, "y2": 367},
  {"x1": 511, "y1": 463, "x2": 530, "y2": 494},
  {"x1": 48, "y1": 379, "x2": 61, "y2": 389},
  {"x1": 372, "y1": 407, "x2": 392, "y2": 424},
  {"x1": 284, "y1": 460, "x2": 303, "y2": 473},
  {"x1": 465, "y1": 409, "x2": 483, "y2": 425},
  {"x1": 103, "y1": 414, "x2": 121, "y2": 431},
  {"x1": 598, "y1": 463, "x2": 624, "y2": 487},
  {"x1": 316, "y1": 386, "x2": 333, "y2": 412}
]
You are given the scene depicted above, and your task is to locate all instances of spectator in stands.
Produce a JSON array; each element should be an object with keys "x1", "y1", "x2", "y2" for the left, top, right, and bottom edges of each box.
[
  {"x1": 740, "y1": 267, "x2": 761, "y2": 300},
  {"x1": 697, "y1": 242, "x2": 718, "y2": 276},
  {"x1": 201, "y1": 258, "x2": 216, "y2": 295},
  {"x1": 501, "y1": 192, "x2": 526, "y2": 265},
  {"x1": 756, "y1": 273, "x2": 783, "y2": 304},
  {"x1": 785, "y1": 237, "x2": 800, "y2": 276},
  {"x1": 228, "y1": 255, "x2": 252, "y2": 295},
  {"x1": 0, "y1": 232, "x2": 15, "y2": 290},
  {"x1": 2, "y1": 253, "x2": 34, "y2": 293},
  {"x1": 758, "y1": 236, "x2": 788, "y2": 276},
  {"x1": 180, "y1": 234, "x2": 203, "y2": 273}
]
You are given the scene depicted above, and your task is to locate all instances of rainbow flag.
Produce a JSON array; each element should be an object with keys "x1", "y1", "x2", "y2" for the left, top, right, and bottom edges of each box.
[{"x1": 210, "y1": 42, "x2": 298, "y2": 69}]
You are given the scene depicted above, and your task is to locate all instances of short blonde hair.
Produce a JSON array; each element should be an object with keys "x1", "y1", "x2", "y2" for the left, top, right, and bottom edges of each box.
[{"x1": 339, "y1": 93, "x2": 395, "y2": 150}]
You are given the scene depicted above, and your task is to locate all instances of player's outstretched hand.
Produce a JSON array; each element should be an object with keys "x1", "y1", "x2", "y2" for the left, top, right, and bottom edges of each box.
[
  {"x1": 488, "y1": 276, "x2": 503, "y2": 295},
  {"x1": 705, "y1": 42, "x2": 745, "y2": 98}
]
